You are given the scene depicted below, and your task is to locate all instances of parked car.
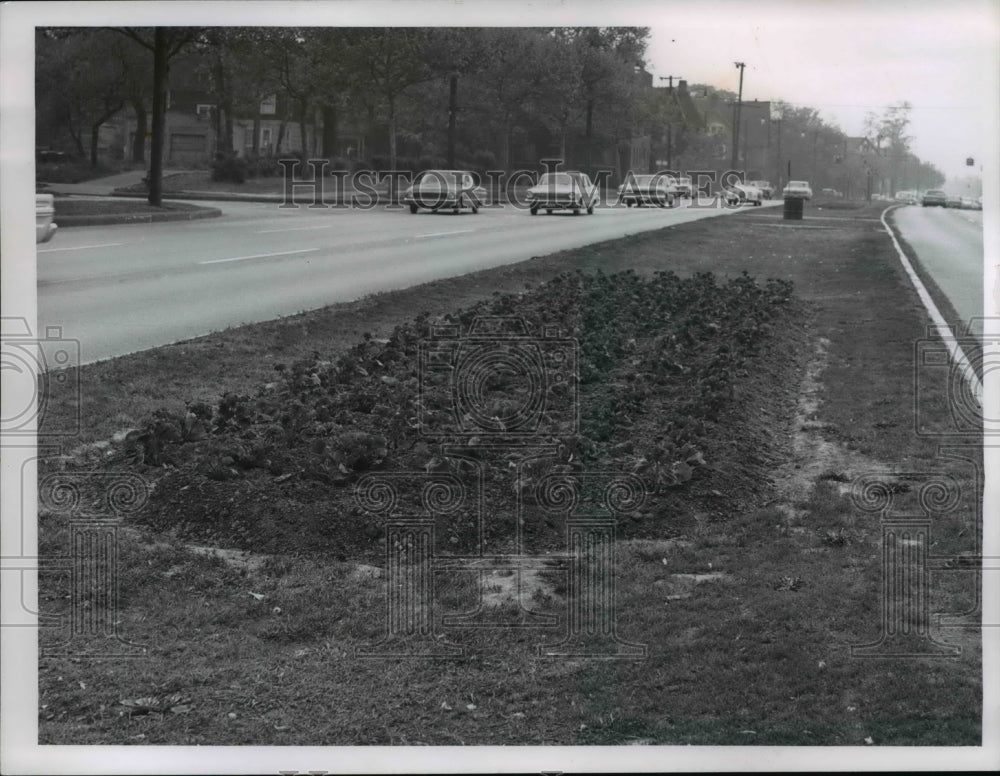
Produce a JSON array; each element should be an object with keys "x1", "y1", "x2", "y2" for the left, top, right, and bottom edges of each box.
[
  {"x1": 36, "y1": 193, "x2": 57, "y2": 243},
  {"x1": 921, "y1": 189, "x2": 947, "y2": 207},
  {"x1": 723, "y1": 182, "x2": 763, "y2": 206},
  {"x1": 960, "y1": 196, "x2": 981, "y2": 210},
  {"x1": 617, "y1": 174, "x2": 676, "y2": 208},
  {"x1": 748, "y1": 180, "x2": 773, "y2": 199},
  {"x1": 782, "y1": 180, "x2": 813, "y2": 199},
  {"x1": 946, "y1": 195, "x2": 963, "y2": 209},
  {"x1": 402, "y1": 170, "x2": 485, "y2": 214},
  {"x1": 894, "y1": 190, "x2": 918, "y2": 204},
  {"x1": 526, "y1": 171, "x2": 599, "y2": 215}
]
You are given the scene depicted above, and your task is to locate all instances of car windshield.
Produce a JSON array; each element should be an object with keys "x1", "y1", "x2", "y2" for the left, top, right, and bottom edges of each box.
[
  {"x1": 538, "y1": 173, "x2": 574, "y2": 186},
  {"x1": 788, "y1": 181, "x2": 808, "y2": 187},
  {"x1": 629, "y1": 175, "x2": 661, "y2": 186},
  {"x1": 927, "y1": 190, "x2": 945, "y2": 196}
]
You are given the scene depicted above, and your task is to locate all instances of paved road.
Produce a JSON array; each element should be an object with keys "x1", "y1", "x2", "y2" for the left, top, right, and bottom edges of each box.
[
  {"x1": 891, "y1": 205, "x2": 984, "y2": 340},
  {"x1": 38, "y1": 197, "x2": 778, "y2": 365}
]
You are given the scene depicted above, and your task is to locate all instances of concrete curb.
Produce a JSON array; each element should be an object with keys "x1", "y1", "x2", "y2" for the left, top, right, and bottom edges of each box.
[{"x1": 57, "y1": 205, "x2": 223, "y2": 227}]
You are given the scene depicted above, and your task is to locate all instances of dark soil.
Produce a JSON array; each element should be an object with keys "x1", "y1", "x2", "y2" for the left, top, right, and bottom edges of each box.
[{"x1": 111, "y1": 270, "x2": 804, "y2": 562}]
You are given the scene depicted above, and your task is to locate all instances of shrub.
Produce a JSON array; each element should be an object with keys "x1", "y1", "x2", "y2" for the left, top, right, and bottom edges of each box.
[
  {"x1": 471, "y1": 149, "x2": 497, "y2": 173},
  {"x1": 416, "y1": 155, "x2": 448, "y2": 172},
  {"x1": 211, "y1": 154, "x2": 247, "y2": 184}
]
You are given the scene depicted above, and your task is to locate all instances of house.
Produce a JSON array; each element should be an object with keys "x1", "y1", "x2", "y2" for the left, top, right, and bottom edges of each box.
[{"x1": 649, "y1": 80, "x2": 706, "y2": 171}]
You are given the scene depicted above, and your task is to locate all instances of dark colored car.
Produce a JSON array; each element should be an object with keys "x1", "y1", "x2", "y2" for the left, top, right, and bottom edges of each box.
[
  {"x1": 402, "y1": 170, "x2": 486, "y2": 214},
  {"x1": 617, "y1": 174, "x2": 676, "y2": 208},
  {"x1": 921, "y1": 189, "x2": 948, "y2": 207}
]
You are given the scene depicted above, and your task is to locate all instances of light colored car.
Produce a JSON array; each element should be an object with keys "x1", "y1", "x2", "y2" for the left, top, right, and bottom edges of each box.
[
  {"x1": 782, "y1": 180, "x2": 813, "y2": 200},
  {"x1": 402, "y1": 170, "x2": 485, "y2": 214},
  {"x1": 674, "y1": 176, "x2": 693, "y2": 198},
  {"x1": 617, "y1": 174, "x2": 676, "y2": 208},
  {"x1": 959, "y1": 196, "x2": 981, "y2": 210},
  {"x1": 748, "y1": 180, "x2": 773, "y2": 199},
  {"x1": 36, "y1": 193, "x2": 58, "y2": 243},
  {"x1": 723, "y1": 182, "x2": 763, "y2": 206},
  {"x1": 526, "y1": 171, "x2": 599, "y2": 215}
]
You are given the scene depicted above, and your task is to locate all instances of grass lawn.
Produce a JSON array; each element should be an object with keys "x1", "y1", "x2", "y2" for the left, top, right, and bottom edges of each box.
[
  {"x1": 53, "y1": 198, "x2": 212, "y2": 217},
  {"x1": 36, "y1": 201, "x2": 982, "y2": 747}
]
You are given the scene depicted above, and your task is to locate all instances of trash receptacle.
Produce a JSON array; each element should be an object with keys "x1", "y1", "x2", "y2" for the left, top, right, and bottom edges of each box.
[{"x1": 783, "y1": 196, "x2": 804, "y2": 220}]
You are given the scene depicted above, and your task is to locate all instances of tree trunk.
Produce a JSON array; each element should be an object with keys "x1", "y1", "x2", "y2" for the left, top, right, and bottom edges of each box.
[
  {"x1": 500, "y1": 118, "x2": 511, "y2": 171},
  {"x1": 322, "y1": 104, "x2": 338, "y2": 159},
  {"x1": 388, "y1": 94, "x2": 397, "y2": 171},
  {"x1": 447, "y1": 74, "x2": 458, "y2": 168},
  {"x1": 149, "y1": 27, "x2": 168, "y2": 206},
  {"x1": 298, "y1": 99, "x2": 309, "y2": 156},
  {"x1": 90, "y1": 103, "x2": 124, "y2": 168},
  {"x1": 130, "y1": 99, "x2": 147, "y2": 164},
  {"x1": 585, "y1": 99, "x2": 594, "y2": 165}
]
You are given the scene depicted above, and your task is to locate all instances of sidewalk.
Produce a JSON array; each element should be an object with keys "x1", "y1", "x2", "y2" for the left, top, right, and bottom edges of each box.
[{"x1": 41, "y1": 169, "x2": 199, "y2": 197}]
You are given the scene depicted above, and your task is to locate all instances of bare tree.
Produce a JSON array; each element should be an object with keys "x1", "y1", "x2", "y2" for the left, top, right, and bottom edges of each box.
[{"x1": 113, "y1": 27, "x2": 200, "y2": 205}]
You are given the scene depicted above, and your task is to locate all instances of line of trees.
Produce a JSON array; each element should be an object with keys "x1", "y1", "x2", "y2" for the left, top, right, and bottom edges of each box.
[{"x1": 36, "y1": 26, "x2": 944, "y2": 205}]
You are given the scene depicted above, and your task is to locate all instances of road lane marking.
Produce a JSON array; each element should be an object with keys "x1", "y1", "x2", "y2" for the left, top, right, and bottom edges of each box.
[
  {"x1": 199, "y1": 248, "x2": 320, "y2": 265},
  {"x1": 414, "y1": 229, "x2": 475, "y2": 239},
  {"x1": 255, "y1": 225, "x2": 336, "y2": 234},
  {"x1": 880, "y1": 204, "x2": 983, "y2": 404},
  {"x1": 38, "y1": 242, "x2": 123, "y2": 253}
]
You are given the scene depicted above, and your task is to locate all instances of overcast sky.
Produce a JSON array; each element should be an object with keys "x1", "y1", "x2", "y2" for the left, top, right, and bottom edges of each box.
[{"x1": 640, "y1": 1, "x2": 999, "y2": 183}]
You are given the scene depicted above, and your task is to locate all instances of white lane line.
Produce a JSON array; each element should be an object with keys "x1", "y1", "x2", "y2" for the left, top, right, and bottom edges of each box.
[
  {"x1": 255, "y1": 224, "x2": 336, "y2": 234},
  {"x1": 199, "y1": 248, "x2": 320, "y2": 265},
  {"x1": 38, "y1": 242, "x2": 123, "y2": 253},
  {"x1": 414, "y1": 229, "x2": 475, "y2": 239}
]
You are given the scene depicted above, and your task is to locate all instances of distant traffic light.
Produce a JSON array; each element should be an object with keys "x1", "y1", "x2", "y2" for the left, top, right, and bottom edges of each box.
[{"x1": 966, "y1": 157, "x2": 974, "y2": 166}]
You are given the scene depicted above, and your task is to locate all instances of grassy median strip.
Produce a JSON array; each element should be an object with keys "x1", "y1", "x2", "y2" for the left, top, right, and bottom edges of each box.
[{"x1": 38, "y1": 202, "x2": 981, "y2": 745}]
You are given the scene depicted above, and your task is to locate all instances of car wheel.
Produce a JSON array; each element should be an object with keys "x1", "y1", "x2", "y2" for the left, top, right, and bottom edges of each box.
[
  {"x1": 546, "y1": 209, "x2": 552, "y2": 215},
  {"x1": 530, "y1": 204, "x2": 539, "y2": 215},
  {"x1": 472, "y1": 205, "x2": 479, "y2": 214},
  {"x1": 409, "y1": 203, "x2": 418, "y2": 214},
  {"x1": 587, "y1": 204, "x2": 594, "y2": 215}
]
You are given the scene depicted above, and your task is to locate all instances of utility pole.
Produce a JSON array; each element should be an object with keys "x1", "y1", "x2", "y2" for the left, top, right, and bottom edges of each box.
[
  {"x1": 731, "y1": 61, "x2": 745, "y2": 170},
  {"x1": 774, "y1": 118, "x2": 782, "y2": 188},
  {"x1": 658, "y1": 76, "x2": 682, "y2": 170},
  {"x1": 446, "y1": 73, "x2": 458, "y2": 168}
]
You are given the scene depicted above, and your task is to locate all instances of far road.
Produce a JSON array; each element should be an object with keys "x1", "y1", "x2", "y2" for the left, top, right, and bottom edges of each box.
[
  {"x1": 892, "y1": 205, "x2": 984, "y2": 340},
  {"x1": 38, "y1": 197, "x2": 777, "y2": 365}
]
